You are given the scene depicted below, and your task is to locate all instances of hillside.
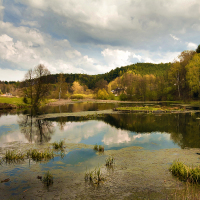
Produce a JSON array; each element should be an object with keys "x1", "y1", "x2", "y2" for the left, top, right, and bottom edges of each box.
[{"x1": 49, "y1": 62, "x2": 171, "y2": 89}]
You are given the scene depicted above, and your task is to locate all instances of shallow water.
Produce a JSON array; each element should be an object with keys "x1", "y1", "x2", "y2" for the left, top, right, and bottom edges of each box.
[{"x1": 1, "y1": 102, "x2": 200, "y2": 199}]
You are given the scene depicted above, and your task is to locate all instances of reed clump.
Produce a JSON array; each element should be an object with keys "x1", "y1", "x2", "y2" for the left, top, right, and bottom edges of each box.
[
  {"x1": 170, "y1": 161, "x2": 200, "y2": 183},
  {"x1": 93, "y1": 144, "x2": 104, "y2": 152},
  {"x1": 27, "y1": 149, "x2": 54, "y2": 161},
  {"x1": 53, "y1": 140, "x2": 64, "y2": 150},
  {"x1": 42, "y1": 171, "x2": 53, "y2": 186},
  {"x1": 105, "y1": 156, "x2": 114, "y2": 167},
  {"x1": 4, "y1": 150, "x2": 25, "y2": 163},
  {"x1": 85, "y1": 168, "x2": 103, "y2": 185}
]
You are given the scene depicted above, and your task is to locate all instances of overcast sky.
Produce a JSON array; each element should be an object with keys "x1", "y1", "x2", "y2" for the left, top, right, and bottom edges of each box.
[{"x1": 0, "y1": 0, "x2": 199, "y2": 81}]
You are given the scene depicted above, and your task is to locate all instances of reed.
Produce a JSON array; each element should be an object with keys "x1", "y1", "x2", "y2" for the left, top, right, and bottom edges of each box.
[
  {"x1": 53, "y1": 140, "x2": 64, "y2": 150},
  {"x1": 93, "y1": 144, "x2": 104, "y2": 152},
  {"x1": 105, "y1": 156, "x2": 114, "y2": 167},
  {"x1": 4, "y1": 150, "x2": 25, "y2": 162},
  {"x1": 42, "y1": 171, "x2": 53, "y2": 186},
  {"x1": 170, "y1": 161, "x2": 200, "y2": 183},
  {"x1": 27, "y1": 149, "x2": 54, "y2": 161}
]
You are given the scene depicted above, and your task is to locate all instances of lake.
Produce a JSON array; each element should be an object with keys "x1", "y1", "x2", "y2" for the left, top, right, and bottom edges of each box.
[{"x1": 1, "y1": 102, "x2": 200, "y2": 199}]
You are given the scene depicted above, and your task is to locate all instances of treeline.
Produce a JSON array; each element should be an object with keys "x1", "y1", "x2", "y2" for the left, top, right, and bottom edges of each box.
[
  {"x1": 3, "y1": 45, "x2": 200, "y2": 102},
  {"x1": 108, "y1": 50, "x2": 200, "y2": 101},
  {"x1": 47, "y1": 62, "x2": 171, "y2": 89}
]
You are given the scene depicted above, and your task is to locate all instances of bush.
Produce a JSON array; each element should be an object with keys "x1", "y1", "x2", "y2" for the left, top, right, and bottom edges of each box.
[
  {"x1": 96, "y1": 89, "x2": 109, "y2": 100},
  {"x1": 109, "y1": 93, "x2": 115, "y2": 100},
  {"x1": 119, "y1": 93, "x2": 128, "y2": 101},
  {"x1": 70, "y1": 94, "x2": 84, "y2": 99}
]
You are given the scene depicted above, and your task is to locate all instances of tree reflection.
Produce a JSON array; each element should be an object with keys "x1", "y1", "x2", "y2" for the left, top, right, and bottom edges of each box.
[{"x1": 18, "y1": 108, "x2": 54, "y2": 144}]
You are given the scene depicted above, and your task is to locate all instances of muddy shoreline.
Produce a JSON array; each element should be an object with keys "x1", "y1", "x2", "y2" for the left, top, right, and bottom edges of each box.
[{"x1": 1, "y1": 142, "x2": 200, "y2": 199}]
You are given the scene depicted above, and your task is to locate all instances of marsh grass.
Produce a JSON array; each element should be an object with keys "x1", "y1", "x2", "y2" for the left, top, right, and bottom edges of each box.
[
  {"x1": 170, "y1": 161, "x2": 200, "y2": 183},
  {"x1": 115, "y1": 106, "x2": 184, "y2": 112},
  {"x1": 93, "y1": 144, "x2": 104, "y2": 152},
  {"x1": 105, "y1": 156, "x2": 114, "y2": 167},
  {"x1": 27, "y1": 149, "x2": 54, "y2": 161},
  {"x1": 85, "y1": 168, "x2": 103, "y2": 185},
  {"x1": 53, "y1": 140, "x2": 64, "y2": 150},
  {"x1": 42, "y1": 171, "x2": 53, "y2": 186},
  {"x1": 4, "y1": 150, "x2": 25, "y2": 163}
]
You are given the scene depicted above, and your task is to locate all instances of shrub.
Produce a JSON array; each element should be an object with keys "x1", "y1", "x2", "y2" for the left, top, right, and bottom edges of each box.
[
  {"x1": 96, "y1": 89, "x2": 109, "y2": 100},
  {"x1": 70, "y1": 94, "x2": 84, "y2": 99},
  {"x1": 109, "y1": 93, "x2": 115, "y2": 100},
  {"x1": 119, "y1": 93, "x2": 128, "y2": 101}
]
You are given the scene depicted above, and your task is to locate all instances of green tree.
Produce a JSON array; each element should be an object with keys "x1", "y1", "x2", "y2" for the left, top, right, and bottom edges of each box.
[
  {"x1": 186, "y1": 53, "x2": 200, "y2": 97},
  {"x1": 23, "y1": 64, "x2": 51, "y2": 107},
  {"x1": 196, "y1": 45, "x2": 200, "y2": 53}
]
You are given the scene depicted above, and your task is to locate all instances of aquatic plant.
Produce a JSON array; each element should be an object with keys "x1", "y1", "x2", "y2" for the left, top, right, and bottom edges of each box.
[
  {"x1": 42, "y1": 171, "x2": 53, "y2": 186},
  {"x1": 53, "y1": 140, "x2": 64, "y2": 150},
  {"x1": 93, "y1": 144, "x2": 104, "y2": 152},
  {"x1": 27, "y1": 149, "x2": 54, "y2": 161},
  {"x1": 98, "y1": 145, "x2": 104, "y2": 152},
  {"x1": 170, "y1": 161, "x2": 200, "y2": 183},
  {"x1": 105, "y1": 156, "x2": 114, "y2": 167},
  {"x1": 93, "y1": 144, "x2": 98, "y2": 151},
  {"x1": 85, "y1": 168, "x2": 103, "y2": 184},
  {"x1": 4, "y1": 150, "x2": 25, "y2": 162}
]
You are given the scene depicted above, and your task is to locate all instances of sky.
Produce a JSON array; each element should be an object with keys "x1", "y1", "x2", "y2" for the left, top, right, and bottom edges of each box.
[{"x1": 0, "y1": 0, "x2": 199, "y2": 81}]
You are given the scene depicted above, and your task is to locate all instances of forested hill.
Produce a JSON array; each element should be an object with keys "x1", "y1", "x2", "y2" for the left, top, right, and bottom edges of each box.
[{"x1": 49, "y1": 62, "x2": 171, "y2": 89}]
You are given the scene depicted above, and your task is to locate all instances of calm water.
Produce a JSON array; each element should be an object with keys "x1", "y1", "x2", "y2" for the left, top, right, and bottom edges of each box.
[{"x1": 1, "y1": 102, "x2": 200, "y2": 198}]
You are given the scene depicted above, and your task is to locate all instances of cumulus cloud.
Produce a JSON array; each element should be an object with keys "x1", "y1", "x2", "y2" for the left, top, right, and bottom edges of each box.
[
  {"x1": 187, "y1": 42, "x2": 197, "y2": 50},
  {"x1": 0, "y1": 0, "x2": 200, "y2": 80}
]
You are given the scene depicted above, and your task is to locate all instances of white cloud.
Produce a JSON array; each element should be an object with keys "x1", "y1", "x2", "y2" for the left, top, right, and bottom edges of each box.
[
  {"x1": 65, "y1": 50, "x2": 81, "y2": 59},
  {"x1": 20, "y1": 20, "x2": 40, "y2": 27},
  {"x1": 102, "y1": 48, "x2": 132, "y2": 68},
  {"x1": 187, "y1": 42, "x2": 197, "y2": 50},
  {"x1": 0, "y1": 68, "x2": 25, "y2": 81},
  {"x1": 170, "y1": 34, "x2": 179, "y2": 41}
]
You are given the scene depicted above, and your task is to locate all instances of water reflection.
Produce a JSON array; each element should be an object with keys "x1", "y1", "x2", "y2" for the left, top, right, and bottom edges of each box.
[{"x1": 18, "y1": 109, "x2": 54, "y2": 144}]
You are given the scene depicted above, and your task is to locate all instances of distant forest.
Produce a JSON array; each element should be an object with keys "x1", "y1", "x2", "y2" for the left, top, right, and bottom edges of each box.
[{"x1": 1, "y1": 47, "x2": 200, "y2": 102}]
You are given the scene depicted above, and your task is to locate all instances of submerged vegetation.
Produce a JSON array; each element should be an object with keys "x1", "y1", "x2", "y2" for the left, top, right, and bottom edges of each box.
[{"x1": 170, "y1": 161, "x2": 200, "y2": 183}]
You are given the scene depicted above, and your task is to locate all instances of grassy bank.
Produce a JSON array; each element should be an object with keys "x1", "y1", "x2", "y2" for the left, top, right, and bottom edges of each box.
[{"x1": 0, "y1": 96, "x2": 27, "y2": 109}]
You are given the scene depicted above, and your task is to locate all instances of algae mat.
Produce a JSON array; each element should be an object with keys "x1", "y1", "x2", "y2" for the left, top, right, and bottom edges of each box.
[{"x1": 1, "y1": 144, "x2": 200, "y2": 199}]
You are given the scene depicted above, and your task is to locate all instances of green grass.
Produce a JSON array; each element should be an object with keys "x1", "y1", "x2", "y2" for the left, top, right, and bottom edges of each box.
[
  {"x1": 42, "y1": 171, "x2": 53, "y2": 186},
  {"x1": 0, "y1": 96, "x2": 26, "y2": 107},
  {"x1": 27, "y1": 149, "x2": 54, "y2": 161},
  {"x1": 170, "y1": 161, "x2": 200, "y2": 183}
]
